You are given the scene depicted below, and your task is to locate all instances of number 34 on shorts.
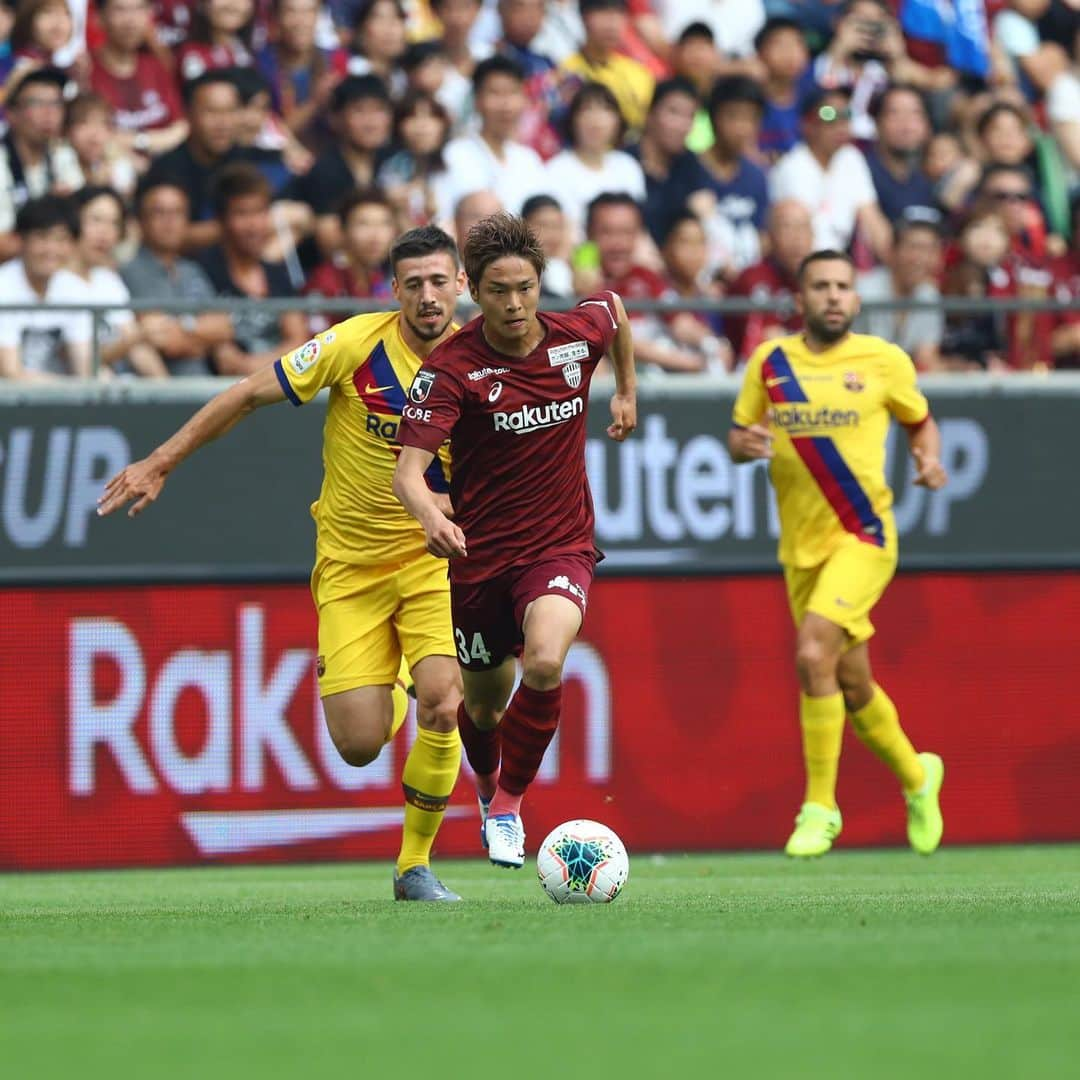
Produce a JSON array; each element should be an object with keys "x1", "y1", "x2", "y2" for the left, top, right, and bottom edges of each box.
[{"x1": 455, "y1": 628, "x2": 492, "y2": 666}]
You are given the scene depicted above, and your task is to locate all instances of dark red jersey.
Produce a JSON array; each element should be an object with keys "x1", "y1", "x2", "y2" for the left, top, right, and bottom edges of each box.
[
  {"x1": 397, "y1": 292, "x2": 620, "y2": 584},
  {"x1": 89, "y1": 50, "x2": 183, "y2": 132}
]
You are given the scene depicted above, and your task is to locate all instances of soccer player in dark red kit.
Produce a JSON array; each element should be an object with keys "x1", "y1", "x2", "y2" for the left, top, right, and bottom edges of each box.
[{"x1": 393, "y1": 212, "x2": 637, "y2": 869}]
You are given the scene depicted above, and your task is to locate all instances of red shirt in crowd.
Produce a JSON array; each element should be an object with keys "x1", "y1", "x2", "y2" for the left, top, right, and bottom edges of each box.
[
  {"x1": 303, "y1": 261, "x2": 392, "y2": 332},
  {"x1": 398, "y1": 293, "x2": 619, "y2": 584},
  {"x1": 725, "y1": 258, "x2": 803, "y2": 362},
  {"x1": 177, "y1": 40, "x2": 254, "y2": 83},
  {"x1": 89, "y1": 50, "x2": 184, "y2": 132}
]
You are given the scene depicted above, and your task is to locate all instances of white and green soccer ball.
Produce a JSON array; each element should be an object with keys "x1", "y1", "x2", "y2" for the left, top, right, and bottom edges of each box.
[{"x1": 536, "y1": 819, "x2": 629, "y2": 904}]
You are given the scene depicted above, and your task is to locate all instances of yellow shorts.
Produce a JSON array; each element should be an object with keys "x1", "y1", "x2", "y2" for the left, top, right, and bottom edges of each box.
[
  {"x1": 783, "y1": 536, "x2": 897, "y2": 646},
  {"x1": 311, "y1": 552, "x2": 454, "y2": 697}
]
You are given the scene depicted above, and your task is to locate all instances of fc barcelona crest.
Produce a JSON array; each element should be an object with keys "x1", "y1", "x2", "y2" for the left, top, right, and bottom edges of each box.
[
  {"x1": 563, "y1": 360, "x2": 582, "y2": 389},
  {"x1": 843, "y1": 371, "x2": 865, "y2": 393},
  {"x1": 409, "y1": 370, "x2": 436, "y2": 403}
]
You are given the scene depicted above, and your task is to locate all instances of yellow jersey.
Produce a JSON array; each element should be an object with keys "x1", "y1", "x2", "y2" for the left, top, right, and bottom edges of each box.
[
  {"x1": 274, "y1": 311, "x2": 453, "y2": 568},
  {"x1": 559, "y1": 52, "x2": 655, "y2": 132},
  {"x1": 733, "y1": 333, "x2": 929, "y2": 568}
]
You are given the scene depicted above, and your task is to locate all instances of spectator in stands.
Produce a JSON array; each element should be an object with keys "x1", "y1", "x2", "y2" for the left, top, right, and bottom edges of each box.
[
  {"x1": 149, "y1": 70, "x2": 247, "y2": 251},
  {"x1": 769, "y1": 86, "x2": 892, "y2": 263},
  {"x1": 347, "y1": 0, "x2": 407, "y2": 94},
  {"x1": 668, "y1": 23, "x2": 722, "y2": 146},
  {"x1": 452, "y1": 187, "x2": 502, "y2": 242},
  {"x1": 443, "y1": 55, "x2": 546, "y2": 213},
  {"x1": 304, "y1": 187, "x2": 395, "y2": 331},
  {"x1": 0, "y1": 195, "x2": 91, "y2": 379},
  {"x1": 399, "y1": 39, "x2": 470, "y2": 125},
  {"x1": 199, "y1": 162, "x2": 307, "y2": 374},
  {"x1": 430, "y1": 0, "x2": 490, "y2": 88},
  {"x1": 560, "y1": 0, "x2": 654, "y2": 134},
  {"x1": 69, "y1": 185, "x2": 167, "y2": 376},
  {"x1": 231, "y1": 65, "x2": 312, "y2": 192},
  {"x1": 924, "y1": 129, "x2": 981, "y2": 214},
  {"x1": 522, "y1": 192, "x2": 574, "y2": 297},
  {"x1": 532, "y1": 0, "x2": 584, "y2": 65},
  {"x1": 292, "y1": 73, "x2": 393, "y2": 257},
  {"x1": 1050, "y1": 194, "x2": 1080, "y2": 369},
  {"x1": 377, "y1": 90, "x2": 455, "y2": 229},
  {"x1": 543, "y1": 81, "x2": 646, "y2": 241},
  {"x1": 9, "y1": 0, "x2": 74, "y2": 72},
  {"x1": 0, "y1": 67, "x2": 82, "y2": 263},
  {"x1": 659, "y1": 209, "x2": 730, "y2": 370},
  {"x1": 652, "y1": 0, "x2": 765, "y2": 64},
  {"x1": 585, "y1": 191, "x2": 705, "y2": 373},
  {"x1": 696, "y1": 74, "x2": 770, "y2": 280},
  {"x1": 813, "y1": 0, "x2": 932, "y2": 140},
  {"x1": 628, "y1": 77, "x2": 712, "y2": 245},
  {"x1": 855, "y1": 208, "x2": 943, "y2": 369},
  {"x1": 496, "y1": 0, "x2": 563, "y2": 159},
  {"x1": 864, "y1": 83, "x2": 935, "y2": 224},
  {"x1": 976, "y1": 162, "x2": 1052, "y2": 263},
  {"x1": 89, "y1": 0, "x2": 189, "y2": 158},
  {"x1": 65, "y1": 94, "x2": 139, "y2": 202},
  {"x1": 256, "y1": 0, "x2": 346, "y2": 153},
  {"x1": 755, "y1": 16, "x2": 814, "y2": 161},
  {"x1": 178, "y1": 0, "x2": 257, "y2": 83},
  {"x1": 121, "y1": 174, "x2": 235, "y2": 376},
  {"x1": 726, "y1": 197, "x2": 812, "y2": 363}
]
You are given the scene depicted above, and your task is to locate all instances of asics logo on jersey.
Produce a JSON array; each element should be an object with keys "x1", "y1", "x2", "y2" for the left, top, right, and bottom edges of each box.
[
  {"x1": 492, "y1": 396, "x2": 584, "y2": 434},
  {"x1": 770, "y1": 405, "x2": 860, "y2": 433}
]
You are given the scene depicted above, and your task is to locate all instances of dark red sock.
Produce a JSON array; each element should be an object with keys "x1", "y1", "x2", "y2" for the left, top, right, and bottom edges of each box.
[
  {"x1": 457, "y1": 701, "x2": 501, "y2": 783},
  {"x1": 490, "y1": 683, "x2": 562, "y2": 814}
]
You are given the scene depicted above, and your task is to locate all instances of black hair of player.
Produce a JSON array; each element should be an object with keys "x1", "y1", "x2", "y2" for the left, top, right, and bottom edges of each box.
[
  {"x1": 390, "y1": 224, "x2": 460, "y2": 274},
  {"x1": 796, "y1": 249, "x2": 856, "y2": 285},
  {"x1": 462, "y1": 212, "x2": 545, "y2": 288}
]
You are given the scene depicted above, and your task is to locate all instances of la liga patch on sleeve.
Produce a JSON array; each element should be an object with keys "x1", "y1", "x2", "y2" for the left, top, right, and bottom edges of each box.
[{"x1": 289, "y1": 338, "x2": 321, "y2": 375}]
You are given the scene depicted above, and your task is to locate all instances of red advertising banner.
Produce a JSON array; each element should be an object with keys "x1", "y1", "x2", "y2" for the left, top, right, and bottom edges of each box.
[{"x1": 2, "y1": 573, "x2": 1079, "y2": 870}]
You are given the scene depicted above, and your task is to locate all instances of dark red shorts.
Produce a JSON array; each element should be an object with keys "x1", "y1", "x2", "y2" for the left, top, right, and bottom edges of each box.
[{"x1": 450, "y1": 551, "x2": 597, "y2": 670}]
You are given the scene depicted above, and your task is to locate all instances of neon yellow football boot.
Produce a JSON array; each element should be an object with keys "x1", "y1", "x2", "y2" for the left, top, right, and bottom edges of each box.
[
  {"x1": 784, "y1": 802, "x2": 842, "y2": 857},
  {"x1": 906, "y1": 751, "x2": 944, "y2": 855}
]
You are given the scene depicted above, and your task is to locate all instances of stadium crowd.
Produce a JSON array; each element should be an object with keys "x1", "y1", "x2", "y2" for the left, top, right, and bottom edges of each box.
[{"x1": 0, "y1": 0, "x2": 1076, "y2": 379}]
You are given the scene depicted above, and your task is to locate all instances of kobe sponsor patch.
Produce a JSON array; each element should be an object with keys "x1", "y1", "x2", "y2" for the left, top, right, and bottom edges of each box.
[
  {"x1": 548, "y1": 340, "x2": 589, "y2": 366},
  {"x1": 289, "y1": 337, "x2": 321, "y2": 375}
]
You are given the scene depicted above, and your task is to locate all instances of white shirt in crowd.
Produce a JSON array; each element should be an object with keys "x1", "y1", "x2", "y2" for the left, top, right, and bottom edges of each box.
[
  {"x1": 653, "y1": 0, "x2": 765, "y2": 58},
  {"x1": 0, "y1": 259, "x2": 92, "y2": 375},
  {"x1": 443, "y1": 132, "x2": 547, "y2": 215},
  {"x1": 768, "y1": 143, "x2": 878, "y2": 253},
  {"x1": 0, "y1": 142, "x2": 84, "y2": 234},
  {"x1": 542, "y1": 149, "x2": 647, "y2": 240},
  {"x1": 80, "y1": 266, "x2": 134, "y2": 347}
]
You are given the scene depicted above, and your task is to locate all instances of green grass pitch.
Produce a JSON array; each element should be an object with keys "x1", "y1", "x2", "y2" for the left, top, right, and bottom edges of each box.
[{"x1": 3, "y1": 846, "x2": 1080, "y2": 1079}]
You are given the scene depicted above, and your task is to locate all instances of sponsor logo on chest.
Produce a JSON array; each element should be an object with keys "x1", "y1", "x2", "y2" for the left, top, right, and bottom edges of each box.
[{"x1": 492, "y1": 396, "x2": 585, "y2": 434}]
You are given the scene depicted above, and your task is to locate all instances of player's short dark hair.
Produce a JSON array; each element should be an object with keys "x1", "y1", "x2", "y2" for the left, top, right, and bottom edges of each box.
[
  {"x1": 584, "y1": 191, "x2": 642, "y2": 235},
  {"x1": 564, "y1": 81, "x2": 626, "y2": 148},
  {"x1": 15, "y1": 194, "x2": 78, "y2": 238},
  {"x1": 472, "y1": 54, "x2": 525, "y2": 95},
  {"x1": 522, "y1": 194, "x2": 562, "y2": 219},
  {"x1": 797, "y1": 249, "x2": 856, "y2": 284},
  {"x1": 649, "y1": 77, "x2": 698, "y2": 112},
  {"x1": 212, "y1": 162, "x2": 271, "y2": 218},
  {"x1": 462, "y1": 212, "x2": 545, "y2": 287},
  {"x1": 134, "y1": 170, "x2": 190, "y2": 216},
  {"x1": 337, "y1": 187, "x2": 394, "y2": 227},
  {"x1": 182, "y1": 68, "x2": 242, "y2": 108},
  {"x1": 390, "y1": 224, "x2": 460, "y2": 273},
  {"x1": 708, "y1": 75, "x2": 766, "y2": 119}
]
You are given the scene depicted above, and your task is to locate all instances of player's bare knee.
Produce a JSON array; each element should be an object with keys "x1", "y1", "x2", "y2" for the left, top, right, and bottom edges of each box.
[
  {"x1": 327, "y1": 722, "x2": 387, "y2": 767},
  {"x1": 416, "y1": 692, "x2": 459, "y2": 734},
  {"x1": 521, "y1": 653, "x2": 564, "y2": 689},
  {"x1": 795, "y1": 639, "x2": 835, "y2": 686}
]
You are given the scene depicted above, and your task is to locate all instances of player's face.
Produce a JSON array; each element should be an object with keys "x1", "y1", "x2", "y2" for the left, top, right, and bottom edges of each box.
[
  {"x1": 796, "y1": 259, "x2": 860, "y2": 345},
  {"x1": 470, "y1": 255, "x2": 541, "y2": 345},
  {"x1": 393, "y1": 252, "x2": 464, "y2": 343}
]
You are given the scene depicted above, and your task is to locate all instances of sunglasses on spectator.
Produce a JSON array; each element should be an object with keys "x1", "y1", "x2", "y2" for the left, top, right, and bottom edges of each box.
[
  {"x1": 817, "y1": 105, "x2": 853, "y2": 122},
  {"x1": 987, "y1": 190, "x2": 1031, "y2": 202}
]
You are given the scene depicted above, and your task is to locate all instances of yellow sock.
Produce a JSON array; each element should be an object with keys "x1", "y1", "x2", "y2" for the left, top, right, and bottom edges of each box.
[
  {"x1": 801, "y1": 692, "x2": 845, "y2": 809},
  {"x1": 849, "y1": 684, "x2": 925, "y2": 793},
  {"x1": 396, "y1": 726, "x2": 462, "y2": 874},
  {"x1": 388, "y1": 658, "x2": 411, "y2": 742}
]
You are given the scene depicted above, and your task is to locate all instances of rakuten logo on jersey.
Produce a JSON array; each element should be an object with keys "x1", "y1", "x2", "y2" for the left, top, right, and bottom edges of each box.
[{"x1": 492, "y1": 396, "x2": 584, "y2": 434}]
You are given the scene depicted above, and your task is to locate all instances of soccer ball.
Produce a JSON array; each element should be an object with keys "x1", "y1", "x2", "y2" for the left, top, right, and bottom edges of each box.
[{"x1": 536, "y1": 819, "x2": 629, "y2": 904}]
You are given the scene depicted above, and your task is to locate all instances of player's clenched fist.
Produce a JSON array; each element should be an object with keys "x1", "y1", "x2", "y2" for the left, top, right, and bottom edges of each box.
[
  {"x1": 97, "y1": 456, "x2": 168, "y2": 518},
  {"x1": 607, "y1": 391, "x2": 637, "y2": 442},
  {"x1": 728, "y1": 423, "x2": 774, "y2": 462},
  {"x1": 422, "y1": 511, "x2": 467, "y2": 559},
  {"x1": 912, "y1": 449, "x2": 948, "y2": 490}
]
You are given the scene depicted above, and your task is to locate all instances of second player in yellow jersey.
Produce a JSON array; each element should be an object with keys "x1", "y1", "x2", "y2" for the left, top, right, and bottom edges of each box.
[
  {"x1": 98, "y1": 225, "x2": 469, "y2": 902},
  {"x1": 730, "y1": 249, "x2": 949, "y2": 861}
]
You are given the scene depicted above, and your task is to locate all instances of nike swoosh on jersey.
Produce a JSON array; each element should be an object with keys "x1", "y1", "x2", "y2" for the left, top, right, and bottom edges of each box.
[
  {"x1": 365, "y1": 384, "x2": 394, "y2": 394},
  {"x1": 766, "y1": 376, "x2": 790, "y2": 387}
]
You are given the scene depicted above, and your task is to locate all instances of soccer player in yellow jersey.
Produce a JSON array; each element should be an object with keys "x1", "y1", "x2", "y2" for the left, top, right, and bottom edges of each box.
[
  {"x1": 730, "y1": 249, "x2": 949, "y2": 858},
  {"x1": 98, "y1": 226, "x2": 467, "y2": 900}
]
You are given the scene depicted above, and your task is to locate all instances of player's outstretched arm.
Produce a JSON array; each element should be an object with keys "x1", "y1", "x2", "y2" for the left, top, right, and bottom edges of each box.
[
  {"x1": 607, "y1": 292, "x2": 637, "y2": 443},
  {"x1": 96, "y1": 362, "x2": 287, "y2": 518},
  {"x1": 728, "y1": 423, "x2": 774, "y2": 463},
  {"x1": 393, "y1": 446, "x2": 467, "y2": 559},
  {"x1": 906, "y1": 415, "x2": 948, "y2": 490}
]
